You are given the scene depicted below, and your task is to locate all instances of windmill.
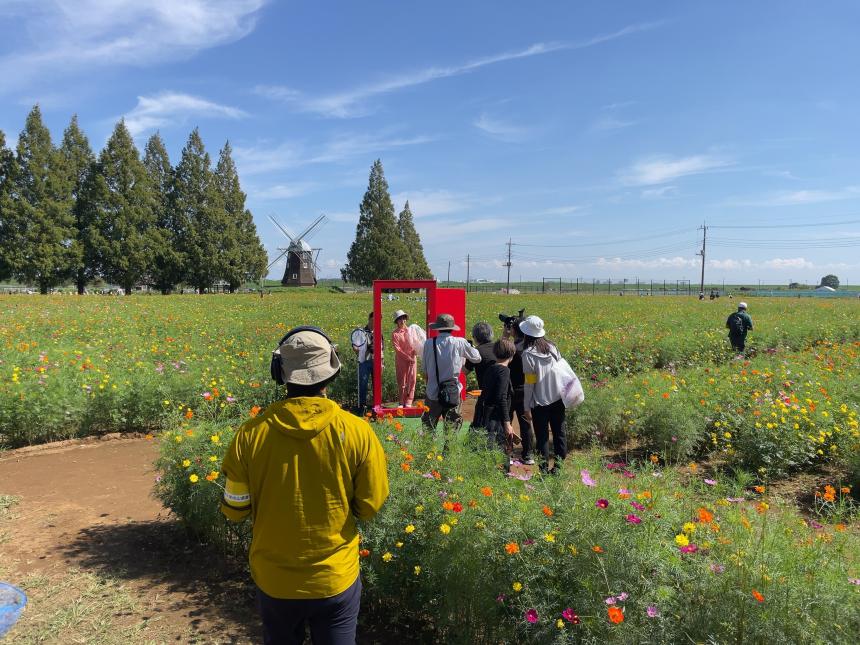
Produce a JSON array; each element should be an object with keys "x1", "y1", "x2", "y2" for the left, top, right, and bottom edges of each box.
[{"x1": 268, "y1": 214, "x2": 327, "y2": 287}]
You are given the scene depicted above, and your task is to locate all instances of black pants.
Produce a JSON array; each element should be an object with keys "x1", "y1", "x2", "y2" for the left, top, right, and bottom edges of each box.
[
  {"x1": 256, "y1": 575, "x2": 362, "y2": 645},
  {"x1": 532, "y1": 399, "x2": 567, "y2": 471},
  {"x1": 729, "y1": 333, "x2": 746, "y2": 352},
  {"x1": 512, "y1": 389, "x2": 534, "y2": 460}
]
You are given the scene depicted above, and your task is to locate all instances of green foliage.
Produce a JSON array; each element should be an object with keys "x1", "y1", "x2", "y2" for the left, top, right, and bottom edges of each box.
[
  {"x1": 214, "y1": 142, "x2": 267, "y2": 291},
  {"x1": 155, "y1": 420, "x2": 860, "y2": 644},
  {"x1": 341, "y1": 159, "x2": 411, "y2": 284},
  {"x1": 6, "y1": 105, "x2": 81, "y2": 293},
  {"x1": 76, "y1": 120, "x2": 157, "y2": 294},
  {"x1": 820, "y1": 274, "x2": 840, "y2": 289},
  {"x1": 144, "y1": 133, "x2": 183, "y2": 295},
  {"x1": 0, "y1": 129, "x2": 15, "y2": 282},
  {"x1": 60, "y1": 115, "x2": 96, "y2": 294},
  {"x1": 397, "y1": 201, "x2": 433, "y2": 279}
]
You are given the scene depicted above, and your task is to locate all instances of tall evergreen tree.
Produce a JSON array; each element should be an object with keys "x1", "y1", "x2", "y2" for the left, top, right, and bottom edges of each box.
[
  {"x1": 214, "y1": 141, "x2": 267, "y2": 292},
  {"x1": 143, "y1": 133, "x2": 183, "y2": 294},
  {"x1": 8, "y1": 105, "x2": 80, "y2": 293},
  {"x1": 172, "y1": 128, "x2": 225, "y2": 293},
  {"x1": 59, "y1": 115, "x2": 96, "y2": 293},
  {"x1": 0, "y1": 130, "x2": 15, "y2": 282},
  {"x1": 341, "y1": 159, "x2": 410, "y2": 284},
  {"x1": 397, "y1": 201, "x2": 433, "y2": 279},
  {"x1": 76, "y1": 120, "x2": 157, "y2": 294}
]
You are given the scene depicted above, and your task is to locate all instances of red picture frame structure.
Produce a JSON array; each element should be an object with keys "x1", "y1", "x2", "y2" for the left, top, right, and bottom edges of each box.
[{"x1": 372, "y1": 280, "x2": 467, "y2": 417}]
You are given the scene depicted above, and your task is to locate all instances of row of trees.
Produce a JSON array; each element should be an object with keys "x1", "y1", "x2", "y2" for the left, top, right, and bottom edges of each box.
[
  {"x1": 0, "y1": 106, "x2": 266, "y2": 294},
  {"x1": 341, "y1": 159, "x2": 433, "y2": 284}
]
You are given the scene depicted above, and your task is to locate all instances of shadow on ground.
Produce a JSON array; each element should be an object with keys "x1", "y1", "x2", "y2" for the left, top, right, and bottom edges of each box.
[{"x1": 60, "y1": 519, "x2": 260, "y2": 644}]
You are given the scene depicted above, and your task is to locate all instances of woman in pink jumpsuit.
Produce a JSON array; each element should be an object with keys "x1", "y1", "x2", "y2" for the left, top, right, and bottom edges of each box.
[{"x1": 391, "y1": 310, "x2": 416, "y2": 407}]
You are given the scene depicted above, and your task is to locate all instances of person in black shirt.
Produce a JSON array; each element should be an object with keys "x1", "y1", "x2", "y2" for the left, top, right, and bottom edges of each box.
[
  {"x1": 500, "y1": 312, "x2": 535, "y2": 465},
  {"x1": 477, "y1": 339, "x2": 517, "y2": 465},
  {"x1": 465, "y1": 321, "x2": 496, "y2": 428}
]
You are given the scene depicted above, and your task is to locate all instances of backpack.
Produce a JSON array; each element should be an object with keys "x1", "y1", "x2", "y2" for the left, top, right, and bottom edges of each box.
[{"x1": 728, "y1": 312, "x2": 745, "y2": 336}]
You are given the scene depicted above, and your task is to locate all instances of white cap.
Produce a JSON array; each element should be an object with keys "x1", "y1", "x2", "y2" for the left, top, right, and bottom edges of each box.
[
  {"x1": 738, "y1": 302, "x2": 747, "y2": 309},
  {"x1": 518, "y1": 315, "x2": 546, "y2": 338},
  {"x1": 393, "y1": 309, "x2": 408, "y2": 323}
]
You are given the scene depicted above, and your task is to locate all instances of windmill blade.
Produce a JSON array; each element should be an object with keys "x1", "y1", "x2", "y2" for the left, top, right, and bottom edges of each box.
[
  {"x1": 295, "y1": 214, "x2": 327, "y2": 241},
  {"x1": 268, "y1": 214, "x2": 296, "y2": 243},
  {"x1": 266, "y1": 248, "x2": 290, "y2": 271}
]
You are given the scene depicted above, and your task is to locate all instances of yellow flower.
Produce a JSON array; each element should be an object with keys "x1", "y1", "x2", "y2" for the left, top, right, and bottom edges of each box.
[
  {"x1": 415, "y1": 505, "x2": 424, "y2": 514},
  {"x1": 543, "y1": 533, "x2": 556, "y2": 543},
  {"x1": 567, "y1": 545, "x2": 578, "y2": 556},
  {"x1": 413, "y1": 566, "x2": 421, "y2": 576},
  {"x1": 512, "y1": 581, "x2": 523, "y2": 592},
  {"x1": 210, "y1": 434, "x2": 220, "y2": 443},
  {"x1": 405, "y1": 524, "x2": 415, "y2": 534},
  {"x1": 450, "y1": 518, "x2": 458, "y2": 525},
  {"x1": 189, "y1": 474, "x2": 199, "y2": 483},
  {"x1": 683, "y1": 522, "x2": 697, "y2": 534},
  {"x1": 382, "y1": 552, "x2": 393, "y2": 562},
  {"x1": 519, "y1": 494, "x2": 530, "y2": 501},
  {"x1": 439, "y1": 523, "x2": 451, "y2": 535},
  {"x1": 182, "y1": 459, "x2": 191, "y2": 468},
  {"x1": 675, "y1": 534, "x2": 689, "y2": 547},
  {"x1": 557, "y1": 618, "x2": 565, "y2": 629},
  {"x1": 395, "y1": 542, "x2": 404, "y2": 548},
  {"x1": 209, "y1": 455, "x2": 218, "y2": 462}
]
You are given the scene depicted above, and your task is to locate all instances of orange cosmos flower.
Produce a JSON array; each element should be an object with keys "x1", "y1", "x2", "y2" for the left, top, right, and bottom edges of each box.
[
  {"x1": 607, "y1": 606, "x2": 624, "y2": 624},
  {"x1": 481, "y1": 486, "x2": 493, "y2": 497},
  {"x1": 184, "y1": 409, "x2": 194, "y2": 420},
  {"x1": 394, "y1": 422, "x2": 403, "y2": 431},
  {"x1": 542, "y1": 505, "x2": 554, "y2": 517},
  {"x1": 359, "y1": 549, "x2": 370, "y2": 557},
  {"x1": 504, "y1": 542, "x2": 520, "y2": 555},
  {"x1": 754, "y1": 485, "x2": 766, "y2": 494},
  {"x1": 592, "y1": 545, "x2": 603, "y2": 553},
  {"x1": 752, "y1": 590, "x2": 764, "y2": 603},
  {"x1": 250, "y1": 405, "x2": 262, "y2": 418},
  {"x1": 697, "y1": 507, "x2": 714, "y2": 523},
  {"x1": 442, "y1": 501, "x2": 454, "y2": 511},
  {"x1": 400, "y1": 463, "x2": 411, "y2": 472}
]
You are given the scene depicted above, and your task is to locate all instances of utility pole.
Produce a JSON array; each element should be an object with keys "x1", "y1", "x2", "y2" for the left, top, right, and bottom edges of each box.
[
  {"x1": 466, "y1": 254, "x2": 470, "y2": 293},
  {"x1": 447, "y1": 261, "x2": 451, "y2": 286},
  {"x1": 505, "y1": 238, "x2": 512, "y2": 294},
  {"x1": 698, "y1": 223, "x2": 707, "y2": 296}
]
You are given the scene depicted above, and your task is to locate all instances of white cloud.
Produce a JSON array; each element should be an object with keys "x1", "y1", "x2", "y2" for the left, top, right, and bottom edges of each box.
[
  {"x1": 731, "y1": 186, "x2": 860, "y2": 207},
  {"x1": 233, "y1": 132, "x2": 433, "y2": 174},
  {"x1": 641, "y1": 185, "x2": 678, "y2": 199},
  {"x1": 251, "y1": 181, "x2": 318, "y2": 200},
  {"x1": 392, "y1": 190, "x2": 467, "y2": 217},
  {"x1": 708, "y1": 258, "x2": 752, "y2": 271},
  {"x1": 538, "y1": 205, "x2": 583, "y2": 216},
  {"x1": 761, "y1": 257, "x2": 815, "y2": 270},
  {"x1": 255, "y1": 22, "x2": 662, "y2": 118},
  {"x1": 420, "y1": 217, "x2": 514, "y2": 243},
  {"x1": 596, "y1": 256, "x2": 698, "y2": 269},
  {"x1": 620, "y1": 154, "x2": 734, "y2": 186},
  {"x1": 123, "y1": 92, "x2": 246, "y2": 136},
  {"x1": 474, "y1": 113, "x2": 531, "y2": 143},
  {"x1": 0, "y1": 0, "x2": 267, "y2": 91},
  {"x1": 591, "y1": 116, "x2": 637, "y2": 132}
]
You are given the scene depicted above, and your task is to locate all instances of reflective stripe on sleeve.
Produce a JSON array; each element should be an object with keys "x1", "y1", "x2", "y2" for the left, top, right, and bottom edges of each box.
[{"x1": 223, "y1": 478, "x2": 250, "y2": 507}]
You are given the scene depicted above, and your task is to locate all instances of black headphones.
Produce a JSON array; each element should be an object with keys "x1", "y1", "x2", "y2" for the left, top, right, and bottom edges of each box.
[{"x1": 270, "y1": 326, "x2": 336, "y2": 385}]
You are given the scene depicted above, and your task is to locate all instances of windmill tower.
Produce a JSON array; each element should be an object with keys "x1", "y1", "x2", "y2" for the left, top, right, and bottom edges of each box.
[{"x1": 268, "y1": 214, "x2": 327, "y2": 287}]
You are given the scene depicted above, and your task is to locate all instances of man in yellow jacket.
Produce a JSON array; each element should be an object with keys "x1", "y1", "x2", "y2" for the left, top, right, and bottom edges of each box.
[{"x1": 220, "y1": 326, "x2": 389, "y2": 644}]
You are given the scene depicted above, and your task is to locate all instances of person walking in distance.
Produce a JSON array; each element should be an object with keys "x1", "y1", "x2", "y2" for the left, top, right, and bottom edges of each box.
[
  {"x1": 519, "y1": 315, "x2": 567, "y2": 474},
  {"x1": 352, "y1": 312, "x2": 375, "y2": 414},
  {"x1": 391, "y1": 309, "x2": 417, "y2": 407},
  {"x1": 220, "y1": 326, "x2": 389, "y2": 644},
  {"x1": 421, "y1": 313, "x2": 481, "y2": 434},
  {"x1": 726, "y1": 301, "x2": 753, "y2": 355}
]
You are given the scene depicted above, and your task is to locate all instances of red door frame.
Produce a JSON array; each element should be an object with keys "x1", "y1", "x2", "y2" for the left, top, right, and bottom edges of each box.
[{"x1": 371, "y1": 280, "x2": 466, "y2": 417}]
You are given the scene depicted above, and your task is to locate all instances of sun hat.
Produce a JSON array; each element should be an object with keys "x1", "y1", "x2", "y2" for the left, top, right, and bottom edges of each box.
[
  {"x1": 428, "y1": 313, "x2": 459, "y2": 331},
  {"x1": 392, "y1": 309, "x2": 408, "y2": 323},
  {"x1": 738, "y1": 302, "x2": 748, "y2": 309},
  {"x1": 518, "y1": 315, "x2": 546, "y2": 338},
  {"x1": 275, "y1": 330, "x2": 341, "y2": 386}
]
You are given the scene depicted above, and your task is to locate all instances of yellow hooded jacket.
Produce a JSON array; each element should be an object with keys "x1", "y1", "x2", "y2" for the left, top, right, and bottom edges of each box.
[{"x1": 220, "y1": 397, "x2": 389, "y2": 599}]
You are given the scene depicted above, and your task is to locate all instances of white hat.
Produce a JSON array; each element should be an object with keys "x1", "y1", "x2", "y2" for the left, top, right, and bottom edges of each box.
[
  {"x1": 738, "y1": 302, "x2": 747, "y2": 309},
  {"x1": 393, "y1": 309, "x2": 408, "y2": 323},
  {"x1": 275, "y1": 330, "x2": 341, "y2": 386},
  {"x1": 518, "y1": 315, "x2": 546, "y2": 338}
]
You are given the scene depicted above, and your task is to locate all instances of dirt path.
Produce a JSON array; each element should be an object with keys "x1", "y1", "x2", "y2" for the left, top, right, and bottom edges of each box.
[{"x1": 0, "y1": 438, "x2": 259, "y2": 644}]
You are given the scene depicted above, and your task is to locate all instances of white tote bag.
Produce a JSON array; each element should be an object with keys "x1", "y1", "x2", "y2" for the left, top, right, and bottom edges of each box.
[
  {"x1": 407, "y1": 324, "x2": 426, "y2": 355},
  {"x1": 552, "y1": 357, "x2": 585, "y2": 409}
]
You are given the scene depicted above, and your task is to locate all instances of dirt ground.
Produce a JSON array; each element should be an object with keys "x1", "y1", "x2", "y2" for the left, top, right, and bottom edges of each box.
[{"x1": 0, "y1": 399, "x2": 496, "y2": 644}]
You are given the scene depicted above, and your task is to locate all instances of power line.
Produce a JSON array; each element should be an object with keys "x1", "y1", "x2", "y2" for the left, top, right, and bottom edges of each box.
[{"x1": 710, "y1": 218, "x2": 860, "y2": 230}]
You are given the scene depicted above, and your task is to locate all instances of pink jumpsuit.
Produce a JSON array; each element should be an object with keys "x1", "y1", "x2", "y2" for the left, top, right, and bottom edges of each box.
[{"x1": 392, "y1": 327, "x2": 416, "y2": 406}]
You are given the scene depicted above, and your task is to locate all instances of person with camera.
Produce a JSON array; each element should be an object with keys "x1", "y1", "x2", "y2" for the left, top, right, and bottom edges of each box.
[
  {"x1": 421, "y1": 313, "x2": 481, "y2": 433},
  {"x1": 220, "y1": 326, "x2": 389, "y2": 644},
  {"x1": 500, "y1": 310, "x2": 536, "y2": 465},
  {"x1": 476, "y1": 338, "x2": 520, "y2": 468},
  {"x1": 464, "y1": 321, "x2": 497, "y2": 428}
]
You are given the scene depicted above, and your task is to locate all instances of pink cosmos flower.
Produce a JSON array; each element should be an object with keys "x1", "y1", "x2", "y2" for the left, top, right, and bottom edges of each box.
[
  {"x1": 647, "y1": 605, "x2": 660, "y2": 618},
  {"x1": 618, "y1": 488, "x2": 631, "y2": 495},
  {"x1": 562, "y1": 608, "x2": 580, "y2": 624},
  {"x1": 496, "y1": 593, "x2": 506, "y2": 603},
  {"x1": 580, "y1": 470, "x2": 596, "y2": 487},
  {"x1": 604, "y1": 596, "x2": 616, "y2": 605},
  {"x1": 625, "y1": 513, "x2": 642, "y2": 524},
  {"x1": 710, "y1": 563, "x2": 725, "y2": 574},
  {"x1": 849, "y1": 578, "x2": 860, "y2": 585},
  {"x1": 631, "y1": 501, "x2": 645, "y2": 511},
  {"x1": 525, "y1": 609, "x2": 538, "y2": 624},
  {"x1": 622, "y1": 470, "x2": 635, "y2": 479},
  {"x1": 808, "y1": 519, "x2": 823, "y2": 530},
  {"x1": 704, "y1": 478, "x2": 717, "y2": 486},
  {"x1": 523, "y1": 538, "x2": 535, "y2": 546},
  {"x1": 726, "y1": 496, "x2": 745, "y2": 503},
  {"x1": 679, "y1": 544, "x2": 699, "y2": 554},
  {"x1": 595, "y1": 498, "x2": 609, "y2": 509},
  {"x1": 616, "y1": 592, "x2": 629, "y2": 601}
]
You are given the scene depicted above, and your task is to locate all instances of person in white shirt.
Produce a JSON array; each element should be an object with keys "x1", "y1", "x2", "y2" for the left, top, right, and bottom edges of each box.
[{"x1": 421, "y1": 313, "x2": 481, "y2": 432}]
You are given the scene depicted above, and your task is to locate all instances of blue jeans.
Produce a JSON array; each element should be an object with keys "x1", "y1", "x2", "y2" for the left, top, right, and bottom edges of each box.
[
  {"x1": 358, "y1": 360, "x2": 372, "y2": 408},
  {"x1": 256, "y1": 575, "x2": 362, "y2": 645}
]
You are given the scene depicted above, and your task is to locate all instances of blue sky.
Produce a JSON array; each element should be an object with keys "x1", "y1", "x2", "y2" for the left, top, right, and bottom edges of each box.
[{"x1": 2, "y1": 0, "x2": 859, "y2": 284}]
